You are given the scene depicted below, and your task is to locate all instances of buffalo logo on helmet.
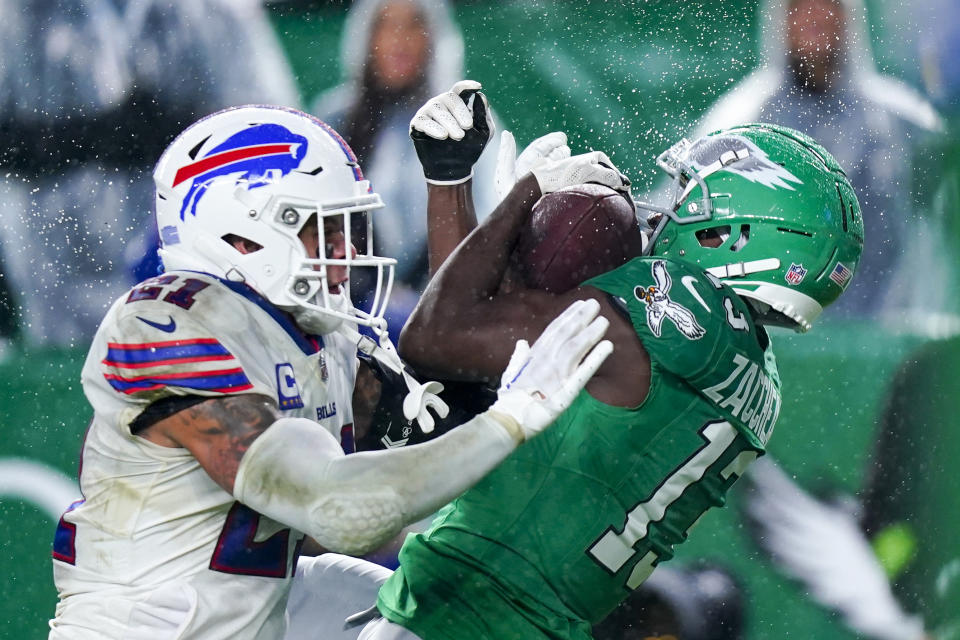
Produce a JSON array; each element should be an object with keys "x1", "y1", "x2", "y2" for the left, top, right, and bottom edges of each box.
[{"x1": 172, "y1": 123, "x2": 309, "y2": 220}]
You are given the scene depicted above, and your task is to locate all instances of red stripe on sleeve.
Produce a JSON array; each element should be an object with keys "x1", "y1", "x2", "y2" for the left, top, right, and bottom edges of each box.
[
  {"x1": 102, "y1": 354, "x2": 235, "y2": 369},
  {"x1": 107, "y1": 338, "x2": 222, "y2": 350}
]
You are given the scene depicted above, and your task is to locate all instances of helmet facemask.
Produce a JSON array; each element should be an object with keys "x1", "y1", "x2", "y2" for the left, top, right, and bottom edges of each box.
[
  {"x1": 154, "y1": 105, "x2": 397, "y2": 337},
  {"x1": 639, "y1": 136, "x2": 725, "y2": 254},
  {"x1": 286, "y1": 197, "x2": 396, "y2": 336}
]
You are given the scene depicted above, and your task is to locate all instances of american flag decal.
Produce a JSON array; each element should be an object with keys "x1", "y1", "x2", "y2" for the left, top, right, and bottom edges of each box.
[{"x1": 829, "y1": 262, "x2": 853, "y2": 289}]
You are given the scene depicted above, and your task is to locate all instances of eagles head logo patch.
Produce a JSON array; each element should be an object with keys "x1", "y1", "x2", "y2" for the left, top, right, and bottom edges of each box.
[{"x1": 635, "y1": 261, "x2": 706, "y2": 340}]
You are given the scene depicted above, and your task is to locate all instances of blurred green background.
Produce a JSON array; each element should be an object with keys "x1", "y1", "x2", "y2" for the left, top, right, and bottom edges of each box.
[{"x1": 3, "y1": 1, "x2": 957, "y2": 638}]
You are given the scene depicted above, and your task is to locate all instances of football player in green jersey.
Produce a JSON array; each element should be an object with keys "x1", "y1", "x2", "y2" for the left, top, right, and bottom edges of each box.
[{"x1": 357, "y1": 83, "x2": 863, "y2": 640}]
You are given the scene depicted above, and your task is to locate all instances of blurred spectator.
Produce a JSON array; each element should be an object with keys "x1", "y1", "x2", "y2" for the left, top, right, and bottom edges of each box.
[
  {"x1": 723, "y1": 7, "x2": 957, "y2": 640},
  {"x1": 0, "y1": 0, "x2": 133, "y2": 350},
  {"x1": 860, "y1": 7, "x2": 960, "y2": 633},
  {"x1": 0, "y1": 0, "x2": 299, "y2": 349},
  {"x1": 888, "y1": 0, "x2": 960, "y2": 334},
  {"x1": 691, "y1": 0, "x2": 942, "y2": 318},
  {"x1": 312, "y1": 0, "x2": 499, "y2": 328}
]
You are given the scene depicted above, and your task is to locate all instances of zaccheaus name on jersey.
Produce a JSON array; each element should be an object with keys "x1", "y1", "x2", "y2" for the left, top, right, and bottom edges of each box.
[{"x1": 701, "y1": 353, "x2": 780, "y2": 446}]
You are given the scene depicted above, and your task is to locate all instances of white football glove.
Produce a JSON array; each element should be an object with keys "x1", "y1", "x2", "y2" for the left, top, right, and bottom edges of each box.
[
  {"x1": 494, "y1": 130, "x2": 571, "y2": 201},
  {"x1": 410, "y1": 79, "x2": 482, "y2": 140},
  {"x1": 489, "y1": 299, "x2": 612, "y2": 442},
  {"x1": 530, "y1": 150, "x2": 632, "y2": 198},
  {"x1": 338, "y1": 324, "x2": 449, "y2": 435}
]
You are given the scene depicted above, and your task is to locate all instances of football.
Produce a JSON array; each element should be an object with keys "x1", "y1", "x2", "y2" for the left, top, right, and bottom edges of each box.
[{"x1": 512, "y1": 183, "x2": 643, "y2": 293}]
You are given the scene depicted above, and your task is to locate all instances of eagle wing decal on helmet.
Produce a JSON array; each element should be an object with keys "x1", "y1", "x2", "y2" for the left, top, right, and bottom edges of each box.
[{"x1": 687, "y1": 135, "x2": 804, "y2": 191}]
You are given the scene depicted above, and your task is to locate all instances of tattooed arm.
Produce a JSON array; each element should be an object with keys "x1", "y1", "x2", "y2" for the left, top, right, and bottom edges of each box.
[
  {"x1": 138, "y1": 395, "x2": 279, "y2": 493},
  {"x1": 131, "y1": 390, "x2": 519, "y2": 555},
  {"x1": 131, "y1": 302, "x2": 610, "y2": 557}
]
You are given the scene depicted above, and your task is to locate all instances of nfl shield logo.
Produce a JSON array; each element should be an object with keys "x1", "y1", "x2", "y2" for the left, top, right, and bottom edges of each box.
[{"x1": 785, "y1": 263, "x2": 807, "y2": 285}]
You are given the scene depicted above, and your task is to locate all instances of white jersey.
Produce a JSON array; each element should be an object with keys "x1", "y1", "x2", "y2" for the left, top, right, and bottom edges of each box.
[{"x1": 50, "y1": 271, "x2": 358, "y2": 640}]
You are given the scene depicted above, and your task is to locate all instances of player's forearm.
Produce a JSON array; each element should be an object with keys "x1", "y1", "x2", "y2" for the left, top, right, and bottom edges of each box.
[
  {"x1": 233, "y1": 412, "x2": 519, "y2": 556},
  {"x1": 320, "y1": 409, "x2": 522, "y2": 532},
  {"x1": 400, "y1": 174, "x2": 543, "y2": 376},
  {"x1": 432, "y1": 174, "x2": 541, "y2": 297},
  {"x1": 426, "y1": 182, "x2": 478, "y2": 275}
]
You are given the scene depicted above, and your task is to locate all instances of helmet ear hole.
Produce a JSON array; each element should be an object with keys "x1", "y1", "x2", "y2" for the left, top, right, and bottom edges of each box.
[
  {"x1": 222, "y1": 234, "x2": 263, "y2": 255},
  {"x1": 695, "y1": 225, "x2": 730, "y2": 248}
]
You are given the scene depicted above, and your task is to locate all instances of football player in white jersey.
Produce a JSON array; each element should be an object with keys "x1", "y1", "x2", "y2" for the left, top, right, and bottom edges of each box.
[{"x1": 47, "y1": 105, "x2": 620, "y2": 640}]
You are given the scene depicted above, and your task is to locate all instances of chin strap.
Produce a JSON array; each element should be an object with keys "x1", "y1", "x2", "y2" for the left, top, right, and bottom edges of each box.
[
  {"x1": 336, "y1": 323, "x2": 449, "y2": 434},
  {"x1": 290, "y1": 306, "x2": 344, "y2": 335}
]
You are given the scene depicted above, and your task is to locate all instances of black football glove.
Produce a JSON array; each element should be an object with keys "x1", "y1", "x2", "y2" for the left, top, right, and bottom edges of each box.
[
  {"x1": 409, "y1": 79, "x2": 494, "y2": 184},
  {"x1": 357, "y1": 354, "x2": 497, "y2": 451}
]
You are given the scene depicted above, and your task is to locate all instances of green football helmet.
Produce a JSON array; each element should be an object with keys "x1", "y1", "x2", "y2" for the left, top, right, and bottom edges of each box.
[{"x1": 638, "y1": 123, "x2": 864, "y2": 332}]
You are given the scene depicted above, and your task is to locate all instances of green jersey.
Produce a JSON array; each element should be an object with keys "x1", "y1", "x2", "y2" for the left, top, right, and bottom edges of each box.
[{"x1": 378, "y1": 257, "x2": 781, "y2": 639}]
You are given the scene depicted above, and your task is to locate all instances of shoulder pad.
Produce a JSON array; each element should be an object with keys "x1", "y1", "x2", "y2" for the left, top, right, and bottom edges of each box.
[
  {"x1": 586, "y1": 257, "x2": 761, "y2": 381},
  {"x1": 96, "y1": 272, "x2": 265, "y2": 400}
]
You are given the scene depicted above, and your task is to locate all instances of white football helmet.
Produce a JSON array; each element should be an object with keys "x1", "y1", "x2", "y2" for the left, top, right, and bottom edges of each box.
[{"x1": 153, "y1": 105, "x2": 395, "y2": 335}]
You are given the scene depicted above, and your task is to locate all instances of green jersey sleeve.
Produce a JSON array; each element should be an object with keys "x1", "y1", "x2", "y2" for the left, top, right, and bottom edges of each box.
[{"x1": 586, "y1": 257, "x2": 781, "y2": 449}]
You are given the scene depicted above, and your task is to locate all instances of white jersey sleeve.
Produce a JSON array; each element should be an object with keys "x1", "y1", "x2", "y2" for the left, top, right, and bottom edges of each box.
[
  {"x1": 83, "y1": 271, "x2": 356, "y2": 441},
  {"x1": 91, "y1": 273, "x2": 273, "y2": 404},
  {"x1": 51, "y1": 271, "x2": 358, "y2": 640}
]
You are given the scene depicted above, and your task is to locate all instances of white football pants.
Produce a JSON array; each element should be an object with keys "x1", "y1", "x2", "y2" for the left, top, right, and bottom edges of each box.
[{"x1": 284, "y1": 553, "x2": 385, "y2": 640}]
